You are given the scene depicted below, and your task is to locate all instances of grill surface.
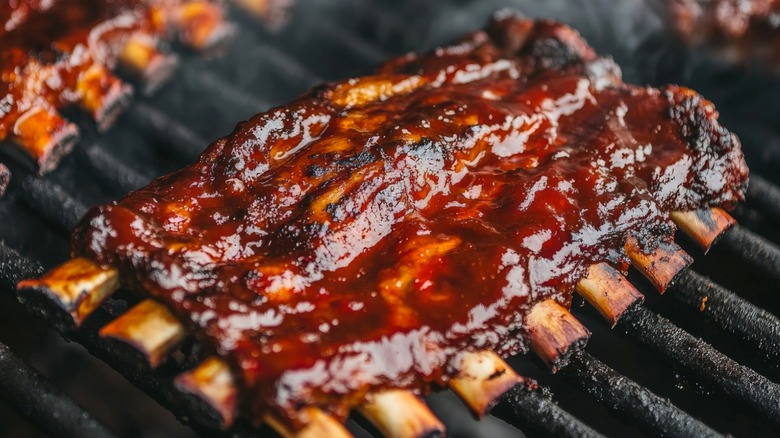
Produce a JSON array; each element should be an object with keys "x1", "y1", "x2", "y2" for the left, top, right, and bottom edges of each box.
[{"x1": 1, "y1": 0, "x2": 780, "y2": 436}]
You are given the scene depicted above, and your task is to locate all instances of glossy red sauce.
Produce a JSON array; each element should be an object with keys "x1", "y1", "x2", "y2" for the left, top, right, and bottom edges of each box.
[
  {"x1": 72, "y1": 14, "x2": 749, "y2": 423},
  {"x1": 0, "y1": 0, "x2": 157, "y2": 139}
]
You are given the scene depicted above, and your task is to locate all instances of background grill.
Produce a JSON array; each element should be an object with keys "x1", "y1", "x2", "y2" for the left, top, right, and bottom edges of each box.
[{"x1": 1, "y1": 0, "x2": 780, "y2": 436}]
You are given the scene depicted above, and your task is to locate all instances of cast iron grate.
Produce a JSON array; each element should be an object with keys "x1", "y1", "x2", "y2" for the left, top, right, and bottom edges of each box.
[{"x1": 1, "y1": 1, "x2": 780, "y2": 437}]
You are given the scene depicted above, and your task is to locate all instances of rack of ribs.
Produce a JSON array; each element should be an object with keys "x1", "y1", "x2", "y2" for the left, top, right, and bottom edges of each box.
[
  {"x1": 665, "y1": 0, "x2": 780, "y2": 66},
  {"x1": 0, "y1": 0, "x2": 233, "y2": 173},
  {"x1": 19, "y1": 11, "x2": 749, "y2": 435}
]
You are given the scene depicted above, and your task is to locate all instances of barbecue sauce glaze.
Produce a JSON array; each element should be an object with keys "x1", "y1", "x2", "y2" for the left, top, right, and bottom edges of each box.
[
  {"x1": 72, "y1": 13, "x2": 749, "y2": 425},
  {"x1": 1, "y1": 0, "x2": 150, "y2": 138},
  {"x1": 0, "y1": 0, "x2": 223, "y2": 159}
]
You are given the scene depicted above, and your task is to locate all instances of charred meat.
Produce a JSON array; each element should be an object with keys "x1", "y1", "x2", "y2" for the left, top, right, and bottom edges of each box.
[{"x1": 68, "y1": 12, "x2": 748, "y2": 425}]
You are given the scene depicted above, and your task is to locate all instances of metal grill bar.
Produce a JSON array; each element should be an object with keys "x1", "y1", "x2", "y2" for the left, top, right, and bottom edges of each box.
[
  {"x1": 18, "y1": 175, "x2": 88, "y2": 234},
  {"x1": 0, "y1": 244, "x2": 43, "y2": 290},
  {"x1": 718, "y1": 225, "x2": 780, "y2": 282},
  {"x1": 0, "y1": 243, "x2": 240, "y2": 436},
  {"x1": 746, "y1": 174, "x2": 780, "y2": 226},
  {"x1": 81, "y1": 144, "x2": 149, "y2": 193},
  {"x1": 490, "y1": 385, "x2": 603, "y2": 438},
  {"x1": 124, "y1": 103, "x2": 208, "y2": 158},
  {"x1": 0, "y1": 164, "x2": 9, "y2": 196},
  {"x1": 0, "y1": 340, "x2": 115, "y2": 438},
  {"x1": 560, "y1": 351, "x2": 719, "y2": 437},
  {"x1": 308, "y1": 19, "x2": 388, "y2": 66},
  {"x1": 669, "y1": 270, "x2": 780, "y2": 359},
  {"x1": 244, "y1": 44, "x2": 323, "y2": 86},
  {"x1": 617, "y1": 306, "x2": 780, "y2": 424},
  {"x1": 232, "y1": 27, "x2": 324, "y2": 86},
  {"x1": 178, "y1": 66, "x2": 269, "y2": 115}
]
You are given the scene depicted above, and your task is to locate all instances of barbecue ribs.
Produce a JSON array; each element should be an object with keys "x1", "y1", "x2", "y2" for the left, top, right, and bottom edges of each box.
[
  {"x1": 63, "y1": 12, "x2": 748, "y2": 427},
  {"x1": 666, "y1": 0, "x2": 780, "y2": 66},
  {"x1": 0, "y1": 0, "x2": 231, "y2": 173}
]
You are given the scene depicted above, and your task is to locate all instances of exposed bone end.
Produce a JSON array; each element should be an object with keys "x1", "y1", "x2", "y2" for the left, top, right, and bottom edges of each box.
[
  {"x1": 120, "y1": 35, "x2": 180, "y2": 96},
  {"x1": 175, "y1": 357, "x2": 237, "y2": 427},
  {"x1": 76, "y1": 63, "x2": 134, "y2": 132},
  {"x1": 624, "y1": 237, "x2": 693, "y2": 293},
  {"x1": 670, "y1": 208, "x2": 735, "y2": 253},
  {"x1": 99, "y1": 299, "x2": 186, "y2": 367},
  {"x1": 358, "y1": 390, "x2": 445, "y2": 438},
  {"x1": 450, "y1": 351, "x2": 528, "y2": 417},
  {"x1": 576, "y1": 263, "x2": 644, "y2": 327},
  {"x1": 173, "y1": 2, "x2": 236, "y2": 51},
  {"x1": 526, "y1": 299, "x2": 590, "y2": 372},
  {"x1": 231, "y1": 0, "x2": 294, "y2": 29},
  {"x1": 178, "y1": 357, "x2": 350, "y2": 436},
  {"x1": 0, "y1": 164, "x2": 10, "y2": 197},
  {"x1": 16, "y1": 258, "x2": 119, "y2": 326},
  {"x1": 265, "y1": 407, "x2": 353, "y2": 438},
  {"x1": 10, "y1": 105, "x2": 79, "y2": 174}
]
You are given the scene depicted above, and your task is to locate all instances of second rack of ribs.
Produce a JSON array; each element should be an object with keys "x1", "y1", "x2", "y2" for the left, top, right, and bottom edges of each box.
[{"x1": 69, "y1": 14, "x2": 749, "y2": 425}]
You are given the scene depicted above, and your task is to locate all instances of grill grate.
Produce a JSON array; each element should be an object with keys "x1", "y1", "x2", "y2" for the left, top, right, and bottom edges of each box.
[
  {"x1": 1, "y1": 1, "x2": 780, "y2": 436},
  {"x1": 0, "y1": 340, "x2": 113, "y2": 438},
  {"x1": 559, "y1": 351, "x2": 717, "y2": 437}
]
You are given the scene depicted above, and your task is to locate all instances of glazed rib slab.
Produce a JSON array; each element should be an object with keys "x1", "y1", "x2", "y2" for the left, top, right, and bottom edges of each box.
[
  {"x1": 70, "y1": 12, "x2": 748, "y2": 425},
  {"x1": 0, "y1": 0, "x2": 228, "y2": 172}
]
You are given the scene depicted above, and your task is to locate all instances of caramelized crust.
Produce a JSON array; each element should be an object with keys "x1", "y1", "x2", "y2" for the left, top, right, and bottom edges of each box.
[
  {"x1": 0, "y1": 0, "x2": 226, "y2": 171},
  {"x1": 71, "y1": 13, "x2": 749, "y2": 425}
]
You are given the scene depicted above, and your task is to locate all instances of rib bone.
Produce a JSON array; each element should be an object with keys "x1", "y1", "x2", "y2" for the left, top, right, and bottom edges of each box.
[
  {"x1": 624, "y1": 237, "x2": 693, "y2": 292},
  {"x1": 449, "y1": 351, "x2": 527, "y2": 417},
  {"x1": 99, "y1": 299, "x2": 186, "y2": 367},
  {"x1": 670, "y1": 208, "x2": 735, "y2": 252},
  {"x1": 75, "y1": 63, "x2": 133, "y2": 132},
  {"x1": 576, "y1": 263, "x2": 644, "y2": 327},
  {"x1": 119, "y1": 35, "x2": 180, "y2": 95},
  {"x1": 264, "y1": 407, "x2": 353, "y2": 438},
  {"x1": 172, "y1": 2, "x2": 236, "y2": 51},
  {"x1": 175, "y1": 357, "x2": 237, "y2": 427},
  {"x1": 11, "y1": 105, "x2": 78, "y2": 174},
  {"x1": 525, "y1": 299, "x2": 590, "y2": 371},
  {"x1": 92, "y1": 297, "x2": 498, "y2": 436},
  {"x1": 177, "y1": 357, "x2": 351, "y2": 436},
  {"x1": 16, "y1": 258, "x2": 119, "y2": 326},
  {"x1": 358, "y1": 390, "x2": 444, "y2": 438}
]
